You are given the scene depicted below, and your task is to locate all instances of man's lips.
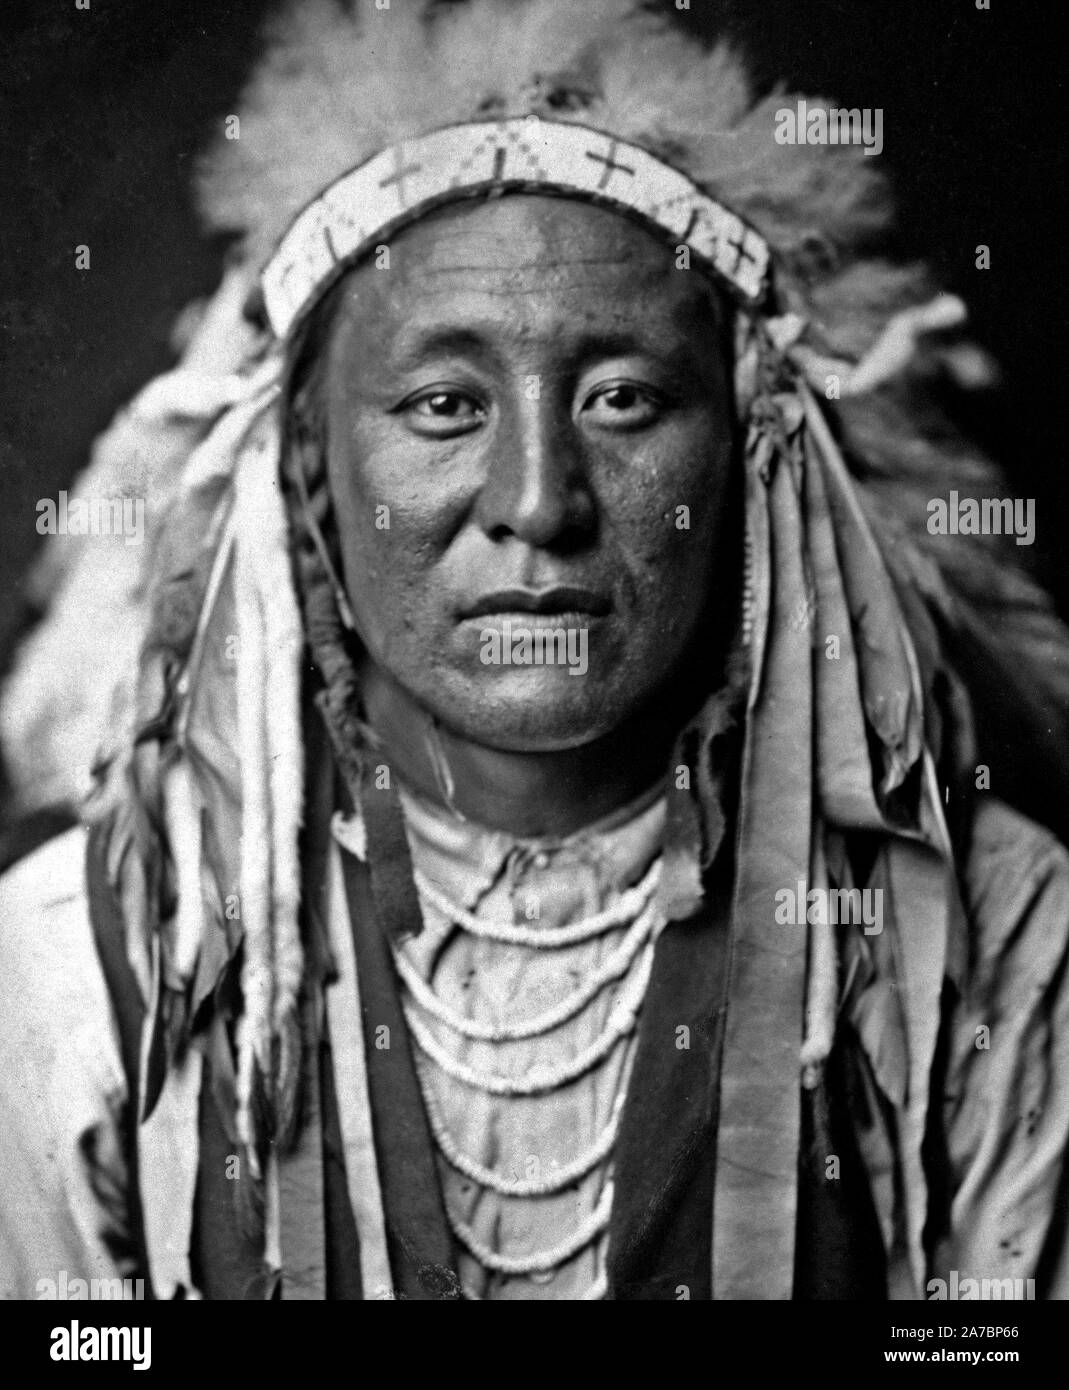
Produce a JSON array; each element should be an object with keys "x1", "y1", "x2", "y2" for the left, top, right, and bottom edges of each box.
[{"x1": 459, "y1": 585, "x2": 612, "y2": 619}]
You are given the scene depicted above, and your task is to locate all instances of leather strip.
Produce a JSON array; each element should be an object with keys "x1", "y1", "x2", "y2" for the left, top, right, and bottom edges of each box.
[
  {"x1": 712, "y1": 453, "x2": 812, "y2": 1299},
  {"x1": 608, "y1": 879, "x2": 731, "y2": 1298},
  {"x1": 338, "y1": 821, "x2": 460, "y2": 1299},
  {"x1": 323, "y1": 840, "x2": 393, "y2": 1298}
]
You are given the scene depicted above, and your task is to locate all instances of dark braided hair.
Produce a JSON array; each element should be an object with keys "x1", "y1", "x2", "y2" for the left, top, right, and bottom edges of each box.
[{"x1": 277, "y1": 280, "x2": 376, "y2": 794}]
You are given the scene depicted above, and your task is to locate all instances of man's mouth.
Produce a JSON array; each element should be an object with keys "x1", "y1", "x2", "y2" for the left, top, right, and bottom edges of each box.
[{"x1": 459, "y1": 585, "x2": 612, "y2": 620}]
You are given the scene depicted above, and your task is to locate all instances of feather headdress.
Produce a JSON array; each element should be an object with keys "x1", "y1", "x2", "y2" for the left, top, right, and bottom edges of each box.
[{"x1": 8, "y1": 0, "x2": 1066, "y2": 825}]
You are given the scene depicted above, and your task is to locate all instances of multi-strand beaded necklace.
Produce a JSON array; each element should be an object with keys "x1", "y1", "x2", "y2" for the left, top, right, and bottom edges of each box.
[{"x1": 393, "y1": 855, "x2": 665, "y2": 1300}]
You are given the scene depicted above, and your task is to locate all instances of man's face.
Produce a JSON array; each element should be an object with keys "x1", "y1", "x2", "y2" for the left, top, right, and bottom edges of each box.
[{"x1": 322, "y1": 194, "x2": 736, "y2": 752}]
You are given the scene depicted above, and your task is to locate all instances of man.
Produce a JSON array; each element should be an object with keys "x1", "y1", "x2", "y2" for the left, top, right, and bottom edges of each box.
[{"x1": 2, "y1": 0, "x2": 1069, "y2": 1301}]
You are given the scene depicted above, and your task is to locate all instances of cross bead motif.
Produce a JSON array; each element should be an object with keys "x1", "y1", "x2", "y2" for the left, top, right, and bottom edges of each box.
[
  {"x1": 379, "y1": 152, "x2": 424, "y2": 203},
  {"x1": 585, "y1": 140, "x2": 636, "y2": 192},
  {"x1": 720, "y1": 223, "x2": 762, "y2": 274}
]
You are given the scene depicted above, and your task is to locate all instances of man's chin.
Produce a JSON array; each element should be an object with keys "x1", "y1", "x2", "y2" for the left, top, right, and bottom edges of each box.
[{"x1": 425, "y1": 668, "x2": 631, "y2": 754}]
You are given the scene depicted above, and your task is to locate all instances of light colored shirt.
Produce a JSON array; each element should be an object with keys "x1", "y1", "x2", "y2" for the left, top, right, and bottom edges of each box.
[{"x1": 394, "y1": 783, "x2": 666, "y2": 1300}]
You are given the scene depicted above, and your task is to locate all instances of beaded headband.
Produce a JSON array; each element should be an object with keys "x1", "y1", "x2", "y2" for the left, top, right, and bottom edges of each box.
[{"x1": 260, "y1": 116, "x2": 771, "y2": 338}]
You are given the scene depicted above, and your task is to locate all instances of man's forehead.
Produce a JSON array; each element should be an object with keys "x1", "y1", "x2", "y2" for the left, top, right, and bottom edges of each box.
[
  {"x1": 387, "y1": 196, "x2": 667, "y2": 271},
  {"x1": 330, "y1": 193, "x2": 721, "y2": 348}
]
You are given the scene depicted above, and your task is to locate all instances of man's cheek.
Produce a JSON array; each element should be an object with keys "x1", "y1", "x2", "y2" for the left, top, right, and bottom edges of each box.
[
  {"x1": 628, "y1": 521, "x2": 716, "y2": 591},
  {"x1": 341, "y1": 525, "x2": 413, "y2": 654}
]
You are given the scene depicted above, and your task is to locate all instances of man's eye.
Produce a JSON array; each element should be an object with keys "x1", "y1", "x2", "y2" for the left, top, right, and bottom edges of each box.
[
  {"x1": 581, "y1": 382, "x2": 664, "y2": 428},
  {"x1": 399, "y1": 388, "x2": 486, "y2": 435}
]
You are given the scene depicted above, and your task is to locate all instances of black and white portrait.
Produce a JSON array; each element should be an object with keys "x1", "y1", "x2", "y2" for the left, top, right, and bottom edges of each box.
[{"x1": 1, "y1": 0, "x2": 1066, "y2": 1326}]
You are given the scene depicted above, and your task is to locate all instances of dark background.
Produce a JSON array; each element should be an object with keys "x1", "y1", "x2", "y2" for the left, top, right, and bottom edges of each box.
[{"x1": 1, "y1": 0, "x2": 1065, "y2": 672}]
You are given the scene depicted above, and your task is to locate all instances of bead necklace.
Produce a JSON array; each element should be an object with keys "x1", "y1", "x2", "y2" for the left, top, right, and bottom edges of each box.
[
  {"x1": 447, "y1": 1182, "x2": 615, "y2": 1276},
  {"x1": 393, "y1": 893, "x2": 660, "y2": 1043},
  {"x1": 397, "y1": 851, "x2": 665, "y2": 1300},
  {"x1": 411, "y1": 856, "x2": 661, "y2": 949},
  {"x1": 402, "y1": 940, "x2": 655, "y2": 1097},
  {"x1": 416, "y1": 1063, "x2": 627, "y2": 1197}
]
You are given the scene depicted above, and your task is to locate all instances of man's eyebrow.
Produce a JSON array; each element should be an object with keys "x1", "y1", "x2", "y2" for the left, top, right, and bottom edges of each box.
[
  {"x1": 387, "y1": 324, "x2": 490, "y2": 368},
  {"x1": 569, "y1": 328, "x2": 684, "y2": 361},
  {"x1": 386, "y1": 320, "x2": 696, "y2": 370}
]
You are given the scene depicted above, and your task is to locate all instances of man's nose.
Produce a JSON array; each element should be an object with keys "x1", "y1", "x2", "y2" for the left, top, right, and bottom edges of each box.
[{"x1": 474, "y1": 395, "x2": 596, "y2": 548}]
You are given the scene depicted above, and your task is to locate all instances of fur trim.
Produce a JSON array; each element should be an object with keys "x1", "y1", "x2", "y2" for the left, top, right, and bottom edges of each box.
[{"x1": 231, "y1": 405, "x2": 305, "y2": 1155}]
